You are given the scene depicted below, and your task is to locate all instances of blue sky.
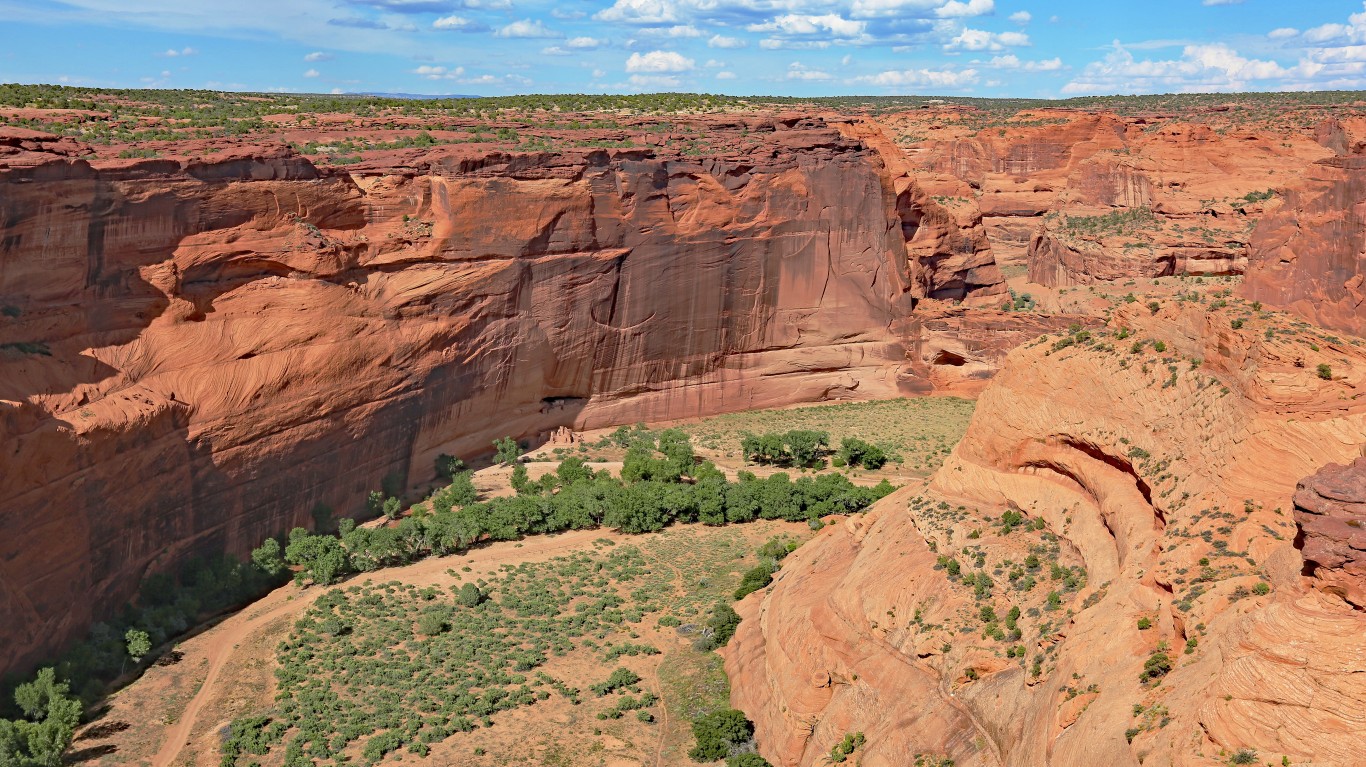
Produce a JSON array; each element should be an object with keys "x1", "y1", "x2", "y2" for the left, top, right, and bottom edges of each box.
[{"x1": 3, "y1": 0, "x2": 1366, "y2": 97}]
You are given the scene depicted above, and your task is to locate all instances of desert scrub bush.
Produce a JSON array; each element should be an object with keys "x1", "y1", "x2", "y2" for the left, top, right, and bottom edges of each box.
[
  {"x1": 689, "y1": 709, "x2": 755, "y2": 762},
  {"x1": 1141, "y1": 649, "x2": 1172, "y2": 683},
  {"x1": 591, "y1": 667, "x2": 643, "y2": 696},
  {"x1": 829, "y1": 731, "x2": 866, "y2": 763}
]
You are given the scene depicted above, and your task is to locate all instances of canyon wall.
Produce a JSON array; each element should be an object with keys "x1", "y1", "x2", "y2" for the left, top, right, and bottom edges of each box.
[
  {"x1": 729, "y1": 300, "x2": 1366, "y2": 766},
  {"x1": 0, "y1": 117, "x2": 1018, "y2": 677},
  {"x1": 876, "y1": 109, "x2": 1334, "y2": 286},
  {"x1": 1243, "y1": 153, "x2": 1366, "y2": 337}
]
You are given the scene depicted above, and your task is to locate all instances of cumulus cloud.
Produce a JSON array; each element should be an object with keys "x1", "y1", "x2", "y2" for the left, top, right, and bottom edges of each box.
[
  {"x1": 787, "y1": 62, "x2": 833, "y2": 80},
  {"x1": 936, "y1": 0, "x2": 994, "y2": 18},
  {"x1": 642, "y1": 24, "x2": 703, "y2": 37},
  {"x1": 854, "y1": 66, "x2": 980, "y2": 87},
  {"x1": 945, "y1": 28, "x2": 1029, "y2": 51},
  {"x1": 708, "y1": 34, "x2": 747, "y2": 48},
  {"x1": 716, "y1": 71, "x2": 737, "y2": 79},
  {"x1": 303, "y1": 68, "x2": 320, "y2": 77},
  {"x1": 1268, "y1": 27, "x2": 1299, "y2": 40},
  {"x1": 987, "y1": 54, "x2": 1061, "y2": 70},
  {"x1": 1062, "y1": 42, "x2": 1317, "y2": 94},
  {"x1": 567, "y1": 36, "x2": 604, "y2": 48},
  {"x1": 596, "y1": 0, "x2": 682, "y2": 25},
  {"x1": 304, "y1": 51, "x2": 333, "y2": 61},
  {"x1": 412, "y1": 64, "x2": 465, "y2": 79},
  {"x1": 1009, "y1": 10, "x2": 1031, "y2": 24},
  {"x1": 495, "y1": 19, "x2": 561, "y2": 38},
  {"x1": 433, "y1": 14, "x2": 484, "y2": 31},
  {"x1": 748, "y1": 13, "x2": 867, "y2": 38},
  {"x1": 159, "y1": 46, "x2": 196, "y2": 57},
  {"x1": 625, "y1": 50, "x2": 696, "y2": 72}
]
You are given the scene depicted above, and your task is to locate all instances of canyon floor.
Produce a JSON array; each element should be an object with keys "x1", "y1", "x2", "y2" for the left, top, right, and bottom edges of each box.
[{"x1": 67, "y1": 399, "x2": 965, "y2": 767}]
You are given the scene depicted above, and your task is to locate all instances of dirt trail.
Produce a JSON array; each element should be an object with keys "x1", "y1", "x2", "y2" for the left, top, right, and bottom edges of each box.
[{"x1": 149, "y1": 527, "x2": 627, "y2": 767}]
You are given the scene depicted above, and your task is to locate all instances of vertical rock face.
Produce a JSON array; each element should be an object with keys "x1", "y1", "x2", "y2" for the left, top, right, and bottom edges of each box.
[
  {"x1": 1243, "y1": 154, "x2": 1366, "y2": 337},
  {"x1": 1294, "y1": 457, "x2": 1366, "y2": 609},
  {"x1": 872, "y1": 109, "x2": 1334, "y2": 287},
  {"x1": 729, "y1": 302, "x2": 1366, "y2": 766},
  {"x1": 0, "y1": 117, "x2": 1011, "y2": 676}
]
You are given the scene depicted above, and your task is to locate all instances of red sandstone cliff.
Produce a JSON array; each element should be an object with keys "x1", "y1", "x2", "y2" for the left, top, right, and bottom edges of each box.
[
  {"x1": 0, "y1": 117, "x2": 1018, "y2": 676},
  {"x1": 1243, "y1": 153, "x2": 1366, "y2": 337}
]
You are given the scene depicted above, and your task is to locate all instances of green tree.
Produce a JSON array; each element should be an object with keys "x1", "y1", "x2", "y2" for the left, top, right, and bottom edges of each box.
[
  {"x1": 727, "y1": 755, "x2": 773, "y2": 767},
  {"x1": 2, "y1": 668, "x2": 81, "y2": 767},
  {"x1": 435, "y1": 453, "x2": 464, "y2": 480},
  {"x1": 689, "y1": 709, "x2": 754, "y2": 762},
  {"x1": 250, "y1": 538, "x2": 285, "y2": 578},
  {"x1": 284, "y1": 528, "x2": 349, "y2": 586},
  {"x1": 124, "y1": 629, "x2": 151, "y2": 664},
  {"x1": 706, "y1": 602, "x2": 742, "y2": 649},
  {"x1": 381, "y1": 496, "x2": 402, "y2": 520},
  {"x1": 457, "y1": 583, "x2": 485, "y2": 608},
  {"x1": 494, "y1": 436, "x2": 520, "y2": 465},
  {"x1": 783, "y1": 430, "x2": 829, "y2": 467}
]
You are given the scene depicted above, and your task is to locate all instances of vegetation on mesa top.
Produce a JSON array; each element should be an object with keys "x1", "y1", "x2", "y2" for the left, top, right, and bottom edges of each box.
[{"x1": 4, "y1": 83, "x2": 1364, "y2": 148}]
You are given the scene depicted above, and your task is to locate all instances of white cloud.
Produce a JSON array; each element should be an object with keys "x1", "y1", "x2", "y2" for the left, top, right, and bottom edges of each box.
[
  {"x1": 644, "y1": 24, "x2": 703, "y2": 37},
  {"x1": 567, "y1": 36, "x2": 604, "y2": 48},
  {"x1": 1061, "y1": 42, "x2": 1322, "y2": 94},
  {"x1": 304, "y1": 51, "x2": 333, "y2": 61},
  {"x1": 433, "y1": 14, "x2": 479, "y2": 30},
  {"x1": 1009, "y1": 10, "x2": 1031, "y2": 24},
  {"x1": 787, "y1": 61, "x2": 832, "y2": 80},
  {"x1": 945, "y1": 28, "x2": 1029, "y2": 50},
  {"x1": 716, "y1": 71, "x2": 737, "y2": 79},
  {"x1": 749, "y1": 13, "x2": 867, "y2": 38},
  {"x1": 626, "y1": 50, "x2": 695, "y2": 72},
  {"x1": 708, "y1": 34, "x2": 747, "y2": 48},
  {"x1": 936, "y1": 0, "x2": 994, "y2": 18},
  {"x1": 988, "y1": 54, "x2": 1061, "y2": 70},
  {"x1": 596, "y1": 0, "x2": 682, "y2": 25},
  {"x1": 1268, "y1": 27, "x2": 1299, "y2": 40},
  {"x1": 495, "y1": 19, "x2": 561, "y2": 38},
  {"x1": 1202, "y1": 0, "x2": 1244, "y2": 5},
  {"x1": 159, "y1": 46, "x2": 196, "y2": 57},
  {"x1": 412, "y1": 64, "x2": 465, "y2": 79},
  {"x1": 854, "y1": 66, "x2": 980, "y2": 87},
  {"x1": 303, "y1": 68, "x2": 320, "y2": 77},
  {"x1": 704, "y1": 58, "x2": 726, "y2": 67}
]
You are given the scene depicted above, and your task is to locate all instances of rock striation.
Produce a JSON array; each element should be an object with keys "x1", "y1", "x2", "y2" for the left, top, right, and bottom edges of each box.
[{"x1": 0, "y1": 116, "x2": 1020, "y2": 676}]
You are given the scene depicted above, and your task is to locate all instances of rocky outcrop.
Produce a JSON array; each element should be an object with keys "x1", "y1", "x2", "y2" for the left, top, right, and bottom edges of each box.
[
  {"x1": 1243, "y1": 154, "x2": 1366, "y2": 337},
  {"x1": 1295, "y1": 457, "x2": 1366, "y2": 608},
  {"x1": 729, "y1": 300, "x2": 1366, "y2": 766},
  {"x1": 0, "y1": 116, "x2": 1018, "y2": 676},
  {"x1": 835, "y1": 117, "x2": 1005, "y2": 304},
  {"x1": 871, "y1": 109, "x2": 1333, "y2": 287}
]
